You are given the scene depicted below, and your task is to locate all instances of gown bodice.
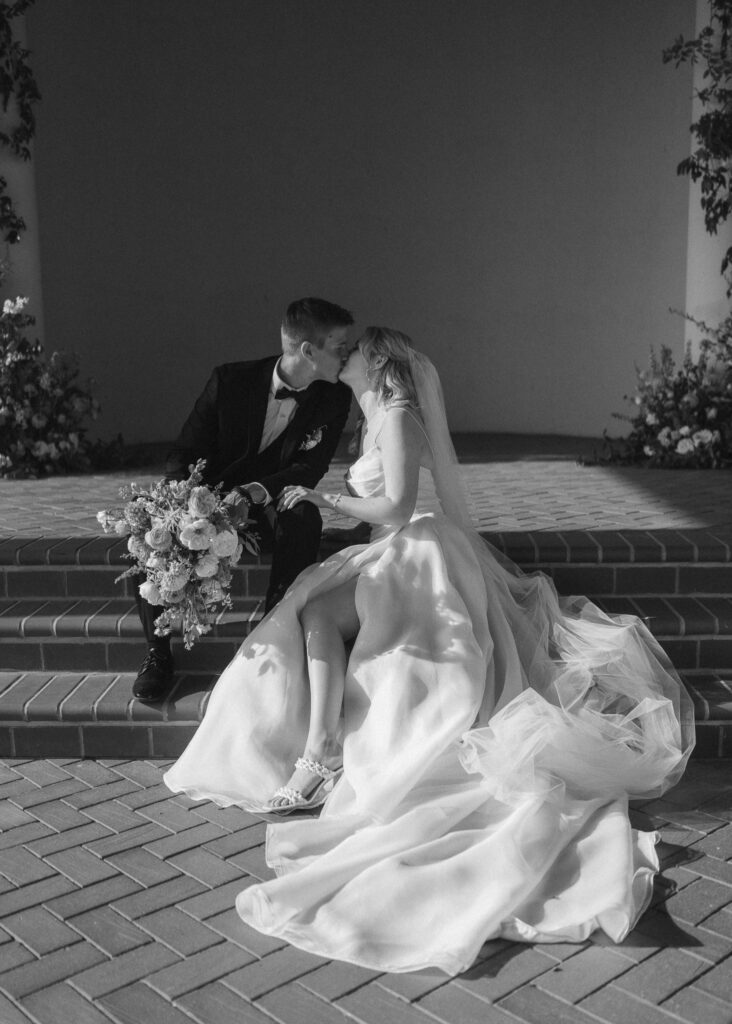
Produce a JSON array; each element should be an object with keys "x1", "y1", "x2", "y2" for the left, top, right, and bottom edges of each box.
[{"x1": 345, "y1": 410, "x2": 440, "y2": 539}]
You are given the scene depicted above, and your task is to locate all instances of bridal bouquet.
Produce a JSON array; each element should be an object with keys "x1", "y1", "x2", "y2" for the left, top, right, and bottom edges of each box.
[{"x1": 97, "y1": 460, "x2": 258, "y2": 649}]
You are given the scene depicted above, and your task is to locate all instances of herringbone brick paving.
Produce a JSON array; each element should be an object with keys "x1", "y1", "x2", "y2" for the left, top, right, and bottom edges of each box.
[{"x1": 0, "y1": 758, "x2": 730, "y2": 1023}]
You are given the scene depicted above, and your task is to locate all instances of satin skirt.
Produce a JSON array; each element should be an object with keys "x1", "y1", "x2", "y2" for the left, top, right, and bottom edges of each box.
[{"x1": 164, "y1": 513, "x2": 693, "y2": 974}]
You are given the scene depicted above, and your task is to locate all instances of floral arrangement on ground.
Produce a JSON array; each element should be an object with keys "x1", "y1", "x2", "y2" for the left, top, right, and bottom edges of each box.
[
  {"x1": 98, "y1": 460, "x2": 259, "y2": 649},
  {"x1": 0, "y1": 295, "x2": 107, "y2": 477},
  {"x1": 592, "y1": 312, "x2": 732, "y2": 468}
]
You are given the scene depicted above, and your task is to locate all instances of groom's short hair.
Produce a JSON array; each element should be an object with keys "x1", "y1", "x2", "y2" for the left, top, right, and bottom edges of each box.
[{"x1": 282, "y1": 297, "x2": 354, "y2": 350}]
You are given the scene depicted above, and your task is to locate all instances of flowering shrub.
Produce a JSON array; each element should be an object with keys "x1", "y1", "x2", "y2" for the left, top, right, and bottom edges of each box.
[
  {"x1": 0, "y1": 296, "x2": 101, "y2": 477},
  {"x1": 98, "y1": 460, "x2": 259, "y2": 649},
  {"x1": 603, "y1": 313, "x2": 732, "y2": 467}
]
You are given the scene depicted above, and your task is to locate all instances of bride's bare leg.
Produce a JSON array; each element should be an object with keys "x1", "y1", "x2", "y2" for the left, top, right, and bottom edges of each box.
[{"x1": 269, "y1": 578, "x2": 359, "y2": 807}]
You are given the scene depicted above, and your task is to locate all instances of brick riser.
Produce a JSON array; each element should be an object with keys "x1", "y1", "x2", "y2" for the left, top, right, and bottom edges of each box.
[{"x1": 1, "y1": 530, "x2": 731, "y2": 758}]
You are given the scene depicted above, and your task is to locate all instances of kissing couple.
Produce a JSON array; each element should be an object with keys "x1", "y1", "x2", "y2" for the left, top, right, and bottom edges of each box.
[{"x1": 139, "y1": 295, "x2": 693, "y2": 974}]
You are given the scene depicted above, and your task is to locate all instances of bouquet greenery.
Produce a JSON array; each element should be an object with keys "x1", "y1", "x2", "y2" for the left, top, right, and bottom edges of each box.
[{"x1": 98, "y1": 460, "x2": 258, "y2": 649}]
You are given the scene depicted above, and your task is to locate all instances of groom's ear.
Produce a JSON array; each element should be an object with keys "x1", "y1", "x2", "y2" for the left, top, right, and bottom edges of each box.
[{"x1": 300, "y1": 341, "x2": 315, "y2": 363}]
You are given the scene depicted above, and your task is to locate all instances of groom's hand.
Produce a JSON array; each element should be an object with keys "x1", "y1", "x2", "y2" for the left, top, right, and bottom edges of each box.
[{"x1": 223, "y1": 487, "x2": 255, "y2": 529}]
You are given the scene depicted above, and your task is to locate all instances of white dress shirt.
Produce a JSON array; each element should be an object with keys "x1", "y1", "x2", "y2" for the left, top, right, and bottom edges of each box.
[
  {"x1": 246, "y1": 360, "x2": 308, "y2": 505},
  {"x1": 259, "y1": 359, "x2": 305, "y2": 452}
]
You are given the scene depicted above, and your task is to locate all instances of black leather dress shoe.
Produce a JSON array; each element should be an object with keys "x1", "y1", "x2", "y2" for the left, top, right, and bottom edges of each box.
[{"x1": 132, "y1": 648, "x2": 175, "y2": 702}]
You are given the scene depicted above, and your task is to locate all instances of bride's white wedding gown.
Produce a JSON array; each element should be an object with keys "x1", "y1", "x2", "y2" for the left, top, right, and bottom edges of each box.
[{"x1": 164, "y1": 413, "x2": 694, "y2": 975}]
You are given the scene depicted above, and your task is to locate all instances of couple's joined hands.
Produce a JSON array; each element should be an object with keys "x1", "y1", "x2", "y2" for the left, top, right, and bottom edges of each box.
[{"x1": 223, "y1": 484, "x2": 326, "y2": 527}]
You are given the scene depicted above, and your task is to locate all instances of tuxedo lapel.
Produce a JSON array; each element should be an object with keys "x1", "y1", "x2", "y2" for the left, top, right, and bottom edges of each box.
[
  {"x1": 280, "y1": 387, "x2": 319, "y2": 465},
  {"x1": 247, "y1": 356, "x2": 277, "y2": 456}
]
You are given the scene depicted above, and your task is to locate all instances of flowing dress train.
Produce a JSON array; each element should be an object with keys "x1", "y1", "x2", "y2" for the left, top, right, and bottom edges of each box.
[{"x1": 164, "y1": 418, "x2": 694, "y2": 975}]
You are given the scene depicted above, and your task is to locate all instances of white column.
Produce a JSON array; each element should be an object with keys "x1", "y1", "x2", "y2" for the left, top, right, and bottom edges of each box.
[
  {"x1": 684, "y1": 0, "x2": 732, "y2": 355},
  {"x1": 0, "y1": 12, "x2": 44, "y2": 337}
]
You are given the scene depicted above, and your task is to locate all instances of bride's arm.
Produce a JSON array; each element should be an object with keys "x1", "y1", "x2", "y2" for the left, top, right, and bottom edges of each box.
[{"x1": 279, "y1": 408, "x2": 423, "y2": 528}]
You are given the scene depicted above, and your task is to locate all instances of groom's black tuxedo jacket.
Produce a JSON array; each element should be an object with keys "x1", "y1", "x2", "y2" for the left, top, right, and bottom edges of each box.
[{"x1": 165, "y1": 356, "x2": 352, "y2": 497}]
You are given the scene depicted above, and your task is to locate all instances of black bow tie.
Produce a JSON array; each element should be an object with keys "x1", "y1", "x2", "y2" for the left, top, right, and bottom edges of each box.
[{"x1": 274, "y1": 385, "x2": 309, "y2": 403}]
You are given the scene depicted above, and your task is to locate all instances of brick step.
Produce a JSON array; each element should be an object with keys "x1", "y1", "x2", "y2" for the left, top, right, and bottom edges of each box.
[
  {"x1": 0, "y1": 597, "x2": 262, "y2": 639},
  {"x1": 4, "y1": 595, "x2": 732, "y2": 673},
  {"x1": 13, "y1": 594, "x2": 725, "y2": 643},
  {"x1": 0, "y1": 669, "x2": 728, "y2": 759},
  {"x1": 4, "y1": 528, "x2": 732, "y2": 567}
]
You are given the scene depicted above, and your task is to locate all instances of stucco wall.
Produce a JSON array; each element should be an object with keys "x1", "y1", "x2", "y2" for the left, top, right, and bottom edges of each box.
[{"x1": 26, "y1": 0, "x2": 694, "y2": 441}]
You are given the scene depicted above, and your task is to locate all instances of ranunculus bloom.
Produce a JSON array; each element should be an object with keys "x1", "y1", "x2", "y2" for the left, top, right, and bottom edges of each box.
[
  {"x1": 139, "y1": 580, "x2": 162, "y2": 604},
  {"x1": 114, "y1": 519, "x2": 130, "y2": 536},
  {"x1": 188, "y1": 486, "x2": 218, "y2": 518},
  {"x1": 179, "y1": 518, "x2": 216, "y2": 550},
  {"x1": 145, "y1": 521, "x2": 173, "y2": 551},
  {"x1": 194, "y1": 553, "x2": 219, "y2": 578},
  {"x1": 210, "y1": 529, "x2": 238, "y2": 558},
  {"x1": 146, "y1": 553, "x2": 166, "y2": 570},
  {"x1": 676, "y1": 438, "x2": 694, "y2": 455}
]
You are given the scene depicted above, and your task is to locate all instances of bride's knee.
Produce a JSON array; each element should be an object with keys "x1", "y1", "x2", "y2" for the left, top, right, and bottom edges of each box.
[{"x1": 299, "y1": 592, "x2": 330, "y2": 632}]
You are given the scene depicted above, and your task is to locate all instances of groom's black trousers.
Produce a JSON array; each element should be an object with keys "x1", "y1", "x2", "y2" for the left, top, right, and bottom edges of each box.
[{"x1": 135, "y1": 500, "x2": 323, "y2": 648}]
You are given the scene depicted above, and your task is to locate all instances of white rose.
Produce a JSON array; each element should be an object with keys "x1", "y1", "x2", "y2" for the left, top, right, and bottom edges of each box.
[
  {"x1": 679, "y1": 426, "x2": 691, "y2": 437},
  {"x1": 692, "y1": 429, "x2": 714, "y2": 447},
  {"x1": 114, "y1": 519, "x2": 130, "y2": 536},
  {"x1": 194, "y1": 553, "x2": 219, "y2": 578},
  {"x1": 210, "y1": 529, "x2": 238, "y2": 558},
  {"x1": 675, "y1": 438, "x2": 695, "y2": 455},
  {"x1": 139, "y1": 580, "x2": 162, "y2": 604},
  {"x1": 645, "y1": 413, "x2": 658, "y2": 426}
]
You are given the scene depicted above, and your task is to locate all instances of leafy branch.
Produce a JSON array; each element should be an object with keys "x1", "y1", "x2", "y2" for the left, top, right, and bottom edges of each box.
[
  {"x1": 0, "y1": 0, "x2": 40, "y2": 252},
  {"x1": 663, "y1": 0, "x2": 732, "y2": 283}
]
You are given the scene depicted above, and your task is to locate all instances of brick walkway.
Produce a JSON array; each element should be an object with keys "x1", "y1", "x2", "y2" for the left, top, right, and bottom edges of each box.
[
  {"x1": 0, "y1": 757, "x2": 729, "y2": 1024},
  {"x1": 0, "y1": 435, "x2": 731, "y2": 536}
]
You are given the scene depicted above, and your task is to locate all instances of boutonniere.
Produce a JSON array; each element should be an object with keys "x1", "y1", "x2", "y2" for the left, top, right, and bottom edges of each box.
[{"x1": 299, "y1": 426, "x2": 324, "y2": 451}]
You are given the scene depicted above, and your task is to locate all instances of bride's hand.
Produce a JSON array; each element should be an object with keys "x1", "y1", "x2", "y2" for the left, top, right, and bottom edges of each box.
[{"x1": 277, "y1": 485, "x2": 327, "y2": 511}]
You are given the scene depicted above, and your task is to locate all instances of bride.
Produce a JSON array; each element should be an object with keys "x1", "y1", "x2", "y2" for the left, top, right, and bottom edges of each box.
[{"x1": 164, "y1": 328, "x2": 694, "y2": 975}]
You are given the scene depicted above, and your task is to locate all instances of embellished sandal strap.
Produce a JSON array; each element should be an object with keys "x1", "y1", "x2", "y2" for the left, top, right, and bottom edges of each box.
[
  {"x1": 295, "y1": 756, "x2": 338, "y2": 780},
  {"x1": 271, "y1": 786, "x2": 306, "y2": 806}
]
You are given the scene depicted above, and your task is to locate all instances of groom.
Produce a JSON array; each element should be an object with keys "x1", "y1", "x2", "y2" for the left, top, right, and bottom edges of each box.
[{"x1": 133, "y1": 296, "x2": 354, "y2": 701}]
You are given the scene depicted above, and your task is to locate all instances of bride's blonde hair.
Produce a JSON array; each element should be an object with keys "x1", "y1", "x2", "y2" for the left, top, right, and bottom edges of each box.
[{"x1": 360, "y1": 327, "x2": 419, "y2": 408}]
